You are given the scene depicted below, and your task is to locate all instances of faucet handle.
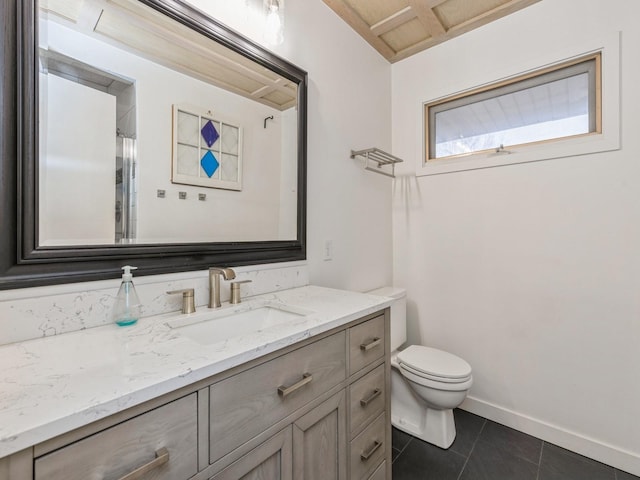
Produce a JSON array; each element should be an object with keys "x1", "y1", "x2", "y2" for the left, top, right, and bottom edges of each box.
[
  {"x1": 230, "y1": 280, "x2": 252, "y2": 304},
  {"x1": 167, "y1": 288, "x2": 196, "y2": 314}
]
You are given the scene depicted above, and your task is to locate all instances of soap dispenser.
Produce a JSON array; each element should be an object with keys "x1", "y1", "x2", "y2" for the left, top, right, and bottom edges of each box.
[{"x1": 112, "y1": 265, "x2": 142, "y2": 326}]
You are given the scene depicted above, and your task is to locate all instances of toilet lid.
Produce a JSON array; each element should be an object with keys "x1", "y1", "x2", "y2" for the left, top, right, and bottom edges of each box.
[{"x1": 397, "y1": 345, "x2": 471, "y2": 380}]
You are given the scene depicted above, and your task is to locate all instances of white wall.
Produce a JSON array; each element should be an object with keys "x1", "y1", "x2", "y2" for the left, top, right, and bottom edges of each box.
[
  {"x1": 186, "y1": 0, "x2": 394, "y2": 291},
  {"x1": 391, "y1": 0, "x2": 640, "y2": 474}
]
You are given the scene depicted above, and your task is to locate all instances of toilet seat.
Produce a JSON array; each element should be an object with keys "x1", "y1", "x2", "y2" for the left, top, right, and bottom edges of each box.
[
  {"x1": 400, "y1": 363, "x2": 471, "y2": 384},
  {"x1": 397, "y1": 345, "x2": 472, "y2": 382},
  {"x1": 399, "y1": 364, "x2": 473, "y2": 391}
]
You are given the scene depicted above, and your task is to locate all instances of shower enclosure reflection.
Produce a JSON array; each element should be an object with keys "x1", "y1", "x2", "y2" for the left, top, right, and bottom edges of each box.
[{"x1": 116, "y1": 133, "x2": 137, "y2": 244}]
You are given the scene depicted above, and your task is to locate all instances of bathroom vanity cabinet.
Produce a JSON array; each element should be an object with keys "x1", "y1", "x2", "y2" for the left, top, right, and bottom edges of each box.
[{"x1": 0, "y1": 309, "x2": 390, "y2": 480}]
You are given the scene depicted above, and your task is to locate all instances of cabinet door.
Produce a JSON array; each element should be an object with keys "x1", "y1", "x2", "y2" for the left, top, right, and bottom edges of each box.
[
  {"x1": 209, "y1": 427, "x2": 292, "y2": 480},
  {"x1": 292, "y1": 391, "x2": 347, "y2": 480}
]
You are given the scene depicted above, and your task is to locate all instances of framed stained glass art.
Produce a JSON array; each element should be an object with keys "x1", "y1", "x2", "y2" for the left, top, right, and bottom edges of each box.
[{"x1": 172, "y1": 104, "x2": 243, "y2": 191}]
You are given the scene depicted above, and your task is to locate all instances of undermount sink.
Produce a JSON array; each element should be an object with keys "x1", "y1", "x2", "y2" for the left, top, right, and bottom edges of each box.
[{"x1": 165, "y1": 302, "x2": 313, "y2": 345}]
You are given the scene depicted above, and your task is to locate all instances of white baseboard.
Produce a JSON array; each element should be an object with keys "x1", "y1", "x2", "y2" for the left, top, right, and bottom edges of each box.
[{"x1": 460, "y1": 396, "x2": 640, "y2": 477}]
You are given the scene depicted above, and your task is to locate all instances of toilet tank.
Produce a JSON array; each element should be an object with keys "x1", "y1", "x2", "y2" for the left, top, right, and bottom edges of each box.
[{"x1": 367, "y1": 287, "x2": 406, "y2": 351}]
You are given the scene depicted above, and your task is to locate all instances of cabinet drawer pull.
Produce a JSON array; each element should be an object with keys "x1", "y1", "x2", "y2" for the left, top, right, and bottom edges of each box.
[
  {"x1": 360, "y1": 440, "x2": 382, "y2": 461},
  {"x1": 118, "y1": 447, "x2": 169, "y2": 480},
  {"x1": 277, "y1": 373, "x2": 313, "y2": 398},
  {"x1": 360, "y1": 337, "x2": 381, "y2": 351},
  {"x1": 360, "y1": 388, "x2": 382, "y2": 407}
]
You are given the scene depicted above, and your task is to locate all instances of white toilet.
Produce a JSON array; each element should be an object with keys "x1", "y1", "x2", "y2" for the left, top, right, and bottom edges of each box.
[{"x1": 368, "y1": 287, "x2": 472, "y2": 449}]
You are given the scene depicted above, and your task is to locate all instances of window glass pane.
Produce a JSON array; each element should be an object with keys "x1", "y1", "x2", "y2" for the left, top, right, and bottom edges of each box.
[
  {"x1": 177, "y1": 110, "x2": 199, "y2": 146},
  {"x1": 428, "y1": 57, "x2": 597, "y2": 159},
  {"x1": 221, "y1": 153, "x2": 238, "y2": 181},
  {"x1": 176, "y1": 144, "x2": 199, "y2": 175},
  {"x1": 221, "y1": 124, "x2": 239, "y2": 154}
]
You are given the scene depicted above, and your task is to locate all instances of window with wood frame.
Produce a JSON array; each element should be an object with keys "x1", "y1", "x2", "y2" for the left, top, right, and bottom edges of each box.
[{"x1": 425, "y1": 53, "x2": 601, "y2": 161}]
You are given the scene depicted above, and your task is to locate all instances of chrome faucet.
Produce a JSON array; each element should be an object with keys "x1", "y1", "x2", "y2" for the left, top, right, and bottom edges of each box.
[{"x1": 208, "y1": 267, "x2": 236, "y2": 308}]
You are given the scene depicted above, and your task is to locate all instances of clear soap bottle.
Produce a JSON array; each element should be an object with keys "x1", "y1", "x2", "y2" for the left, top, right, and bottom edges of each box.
[{"x1": 112, "y1": 265, "x2": 142, "y2": 326}]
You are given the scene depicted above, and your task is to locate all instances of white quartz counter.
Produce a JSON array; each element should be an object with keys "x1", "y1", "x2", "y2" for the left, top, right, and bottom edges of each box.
[{"x1": 0, "y1": 285, "x2": 392, "y2": 459}]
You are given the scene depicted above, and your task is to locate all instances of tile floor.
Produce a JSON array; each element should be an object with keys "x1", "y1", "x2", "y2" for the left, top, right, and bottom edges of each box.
[{"x1": 391, "y1": 409, "x2": 638, "y2": 480}]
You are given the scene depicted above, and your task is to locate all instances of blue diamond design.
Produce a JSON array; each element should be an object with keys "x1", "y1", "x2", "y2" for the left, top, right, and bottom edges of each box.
[
  {"x1": 200, "y1": 151, "x2": 219, "y2": 178},
  {"x1": 201, "y1": 120, "x2": 219, "y2": 148}
]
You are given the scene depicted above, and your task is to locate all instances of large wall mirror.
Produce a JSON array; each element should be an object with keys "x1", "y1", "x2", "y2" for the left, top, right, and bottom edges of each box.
[{"x1": 0, "y1": 0, "x2": 307, "y2": 289}]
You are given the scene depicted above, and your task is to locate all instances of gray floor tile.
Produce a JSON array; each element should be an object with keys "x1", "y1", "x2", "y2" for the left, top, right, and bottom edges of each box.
[
  {"x1": 539, "y1": 443, "x2": 615, "y2": 480},
  {"x1": 459, "y1": 438, "x2": 538, "y2": 480},
  {"x1": 392, "y1": 413, "x2": 630, "y2": 480},
  {"x1": 393, "y1": 446, "x2": 403, "y2": 463},
  {"x1": 475, "y1": 420, "x2": 542, "y2": 464},
  {"x1": 392, "y1": 437, "x2": 466, "y2": 480},
  {"x1": 450, "y1": 409, "x2": 486, "y2": 458},
  {"x1": 393, "y1": 426, "x2": 414, "y2": 451}
]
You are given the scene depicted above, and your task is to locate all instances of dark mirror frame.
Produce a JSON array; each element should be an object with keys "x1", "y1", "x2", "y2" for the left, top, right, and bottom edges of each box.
[{"x1": 0, "y1": 0, "x2": 307, "y2": 290}]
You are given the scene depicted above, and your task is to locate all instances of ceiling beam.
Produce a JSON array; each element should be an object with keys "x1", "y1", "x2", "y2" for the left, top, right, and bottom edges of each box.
[
  {"x1": 450, "y1": 0, "x2": 540, "y2": 35},
  {"x1": 391, "y1": 0, "x2": 541, "y2": 62},
  {"x1": 425, "y1": 0, "x2": 448, "y2": 7},
  {"x1": 101, "y1": 2, "x2": 297, "y2": 103},
  {"x1": 323, "y1": 0, "x2": 396, "y2": 60},
  {"x1": 250, "y1": 78, "x2": 296, "y2": 102},
  {"x1": 408, "y1": 0, "x2": 446, "y2": 38},
  {"x1": 370, "y1": 6, "x2": 415, "y2": 37},
  {"x1": 323, "y1": 0, "x2": 541, "y2": 63}
]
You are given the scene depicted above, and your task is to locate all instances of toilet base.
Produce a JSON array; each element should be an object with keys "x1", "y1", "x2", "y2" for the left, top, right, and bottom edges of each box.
[
  {"x1": 391, "y1": 408, "x2": 456, "y2": 449},
  {"x1": 391, "y1": 367, "x2": 457, "y2": 449}
]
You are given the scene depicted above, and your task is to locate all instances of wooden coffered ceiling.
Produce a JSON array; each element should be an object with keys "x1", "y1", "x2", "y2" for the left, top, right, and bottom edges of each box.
[{"x1": 322, "y1": 0, "x2": 541, "y2": 63}]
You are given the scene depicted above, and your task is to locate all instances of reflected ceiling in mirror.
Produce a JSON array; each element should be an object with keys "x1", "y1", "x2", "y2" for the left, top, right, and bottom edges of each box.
[{"x1": 39, "y1": 0, "x2": 299, "y2": 245}]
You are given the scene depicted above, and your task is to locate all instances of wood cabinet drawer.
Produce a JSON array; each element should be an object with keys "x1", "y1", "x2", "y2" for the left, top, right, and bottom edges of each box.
[
  {"x1": 368, "y1": 461, "x2": 386, "y2": 480},
  {"x1": 350, "y1": 413, "x2": 386, "y2": 480},
  {"x1": 349, "y1": 315, "x2": 385, "y2": 375},
  {"x1": 349, "y1": 364, "x2": 385, "y2": 435},
  {"x1": 209, "y1": 331, "x2": 346, "y2": 462},
  {"x1": 34, "y1": 394, "x2": 198, "y2": 480}
]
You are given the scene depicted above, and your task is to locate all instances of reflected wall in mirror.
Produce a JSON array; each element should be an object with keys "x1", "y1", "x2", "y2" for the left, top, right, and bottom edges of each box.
[
  {"x1": 0, "y1": 0, "x2": 307, "y2": 289},
  {"x1": 39, "y1": 0, "x2": 299, "y2": 245}
]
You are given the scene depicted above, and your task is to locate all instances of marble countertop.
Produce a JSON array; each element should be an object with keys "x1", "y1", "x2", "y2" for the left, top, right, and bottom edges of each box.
[{"x1": 0, "y1": 285, "x2": 392, "y2": 459}]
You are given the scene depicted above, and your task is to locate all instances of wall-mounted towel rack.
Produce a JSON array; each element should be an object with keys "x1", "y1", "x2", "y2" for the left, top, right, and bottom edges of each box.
[{"x1": 350, "y1": 148, "x2": 403, "y2": 178}]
